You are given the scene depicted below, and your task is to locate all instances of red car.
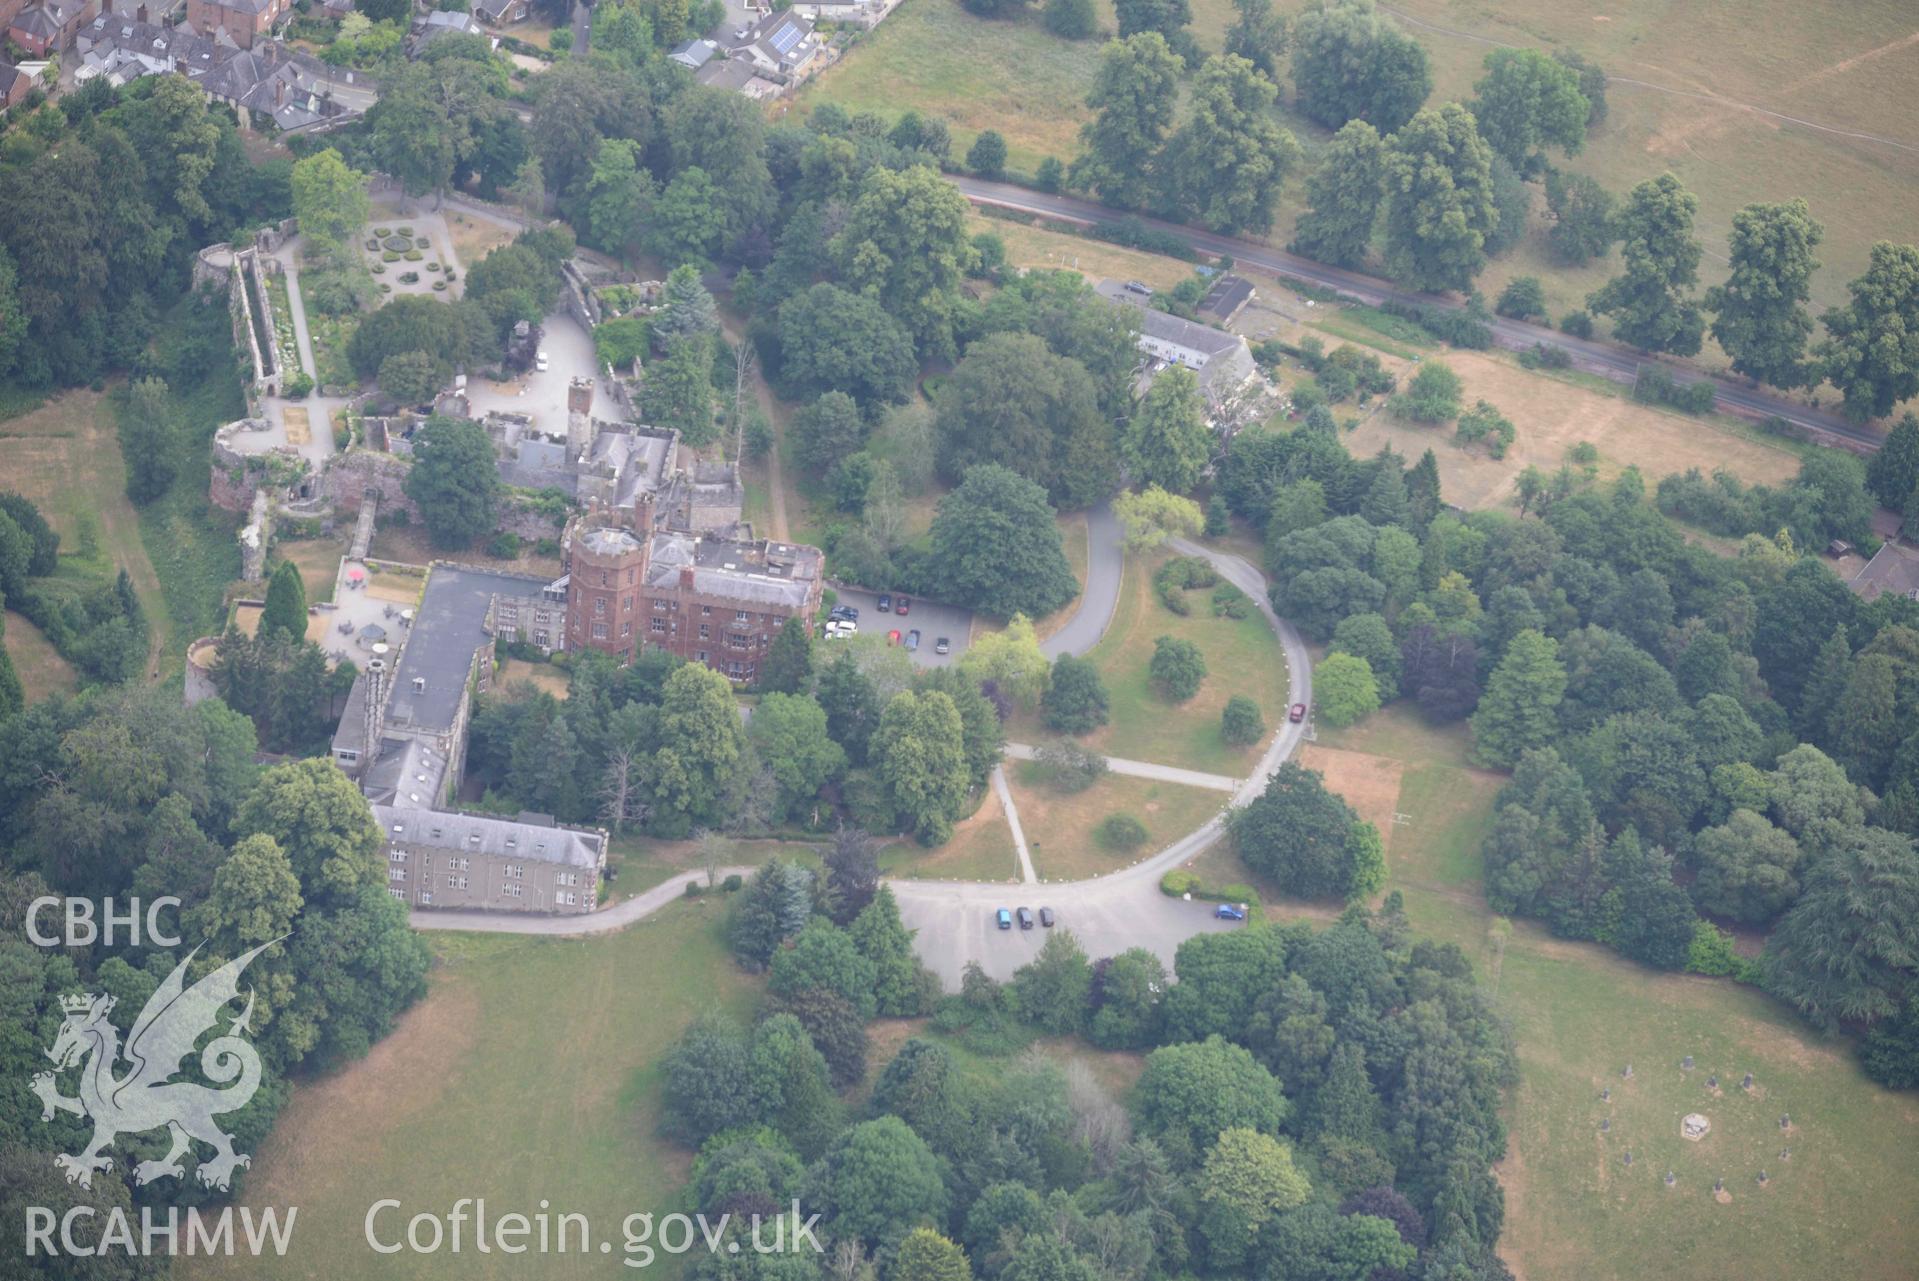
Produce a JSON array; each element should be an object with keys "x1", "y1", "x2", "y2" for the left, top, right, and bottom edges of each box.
[
  {"x1": 888, "y1": 629, "x2": 903, "y2": 646},
  {"x1": 895, "y1": 596, "x2": 911, "y2": 617},
  {"x1": 1289, "y1": 703, "x2": 1308, "y2": 723}
]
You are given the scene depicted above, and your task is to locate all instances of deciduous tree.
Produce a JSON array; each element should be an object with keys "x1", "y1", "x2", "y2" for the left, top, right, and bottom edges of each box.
[
  {"x1": 1587, "y1": 172, "x2": 1705, "y2": 355},
  {"x1": 1290, "y1": 120, "x2": 1386, "y2": 269},
  {"x1": 1382, "y1": 104, "x2": 1498, "y2": 292}
]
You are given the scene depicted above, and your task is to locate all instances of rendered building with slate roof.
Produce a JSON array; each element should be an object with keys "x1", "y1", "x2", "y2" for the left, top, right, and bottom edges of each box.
[{"x1": 1095, "y1": 278, "x2": 1257, "y2": 402}]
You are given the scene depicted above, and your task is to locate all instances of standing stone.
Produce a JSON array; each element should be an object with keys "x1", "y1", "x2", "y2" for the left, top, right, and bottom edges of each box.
[
  {"x1": 1665, "y1": 1170, "x2": 1676, "y2": 1186},
  {"x1": 1682, "y1": 1055, "x2": 1694, "y2": 1070}
]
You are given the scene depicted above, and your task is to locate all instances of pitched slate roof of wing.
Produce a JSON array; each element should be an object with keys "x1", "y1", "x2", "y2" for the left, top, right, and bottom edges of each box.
[{"x1": 372, "y1": 803, "x2": 605, "y2": 869}]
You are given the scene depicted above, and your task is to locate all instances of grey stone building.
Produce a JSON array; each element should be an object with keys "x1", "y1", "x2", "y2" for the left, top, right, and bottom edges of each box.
[{"x1": 374, "y1": 804, "x2": 603, "y2": 914}]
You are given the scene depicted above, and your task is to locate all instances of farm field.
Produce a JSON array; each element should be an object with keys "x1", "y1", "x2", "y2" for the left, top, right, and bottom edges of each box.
[
  {"x1": 1382, "y1": 0, "x2": 1919, "y2": 330},
  {"x1": 1296, "y1": 705, "x2": 1919, "y2": 1281},
  {"x1": 183, "y1": 905, "x2": 757, "y2": 1281},
  {"x1": 1008, "y1": 761, "x2": 1226, "y2": 881}
]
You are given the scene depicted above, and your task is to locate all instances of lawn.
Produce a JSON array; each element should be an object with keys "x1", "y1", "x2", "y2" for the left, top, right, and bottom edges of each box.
[
  {"x1": 273, "y1": 535, "x2": 347, "y2": 603},
  {"x1": 883, "y1": 788, "x2": 1023, "y2": 882},
  {"x1": 1042, "y1": 546, "x2": 1290, "y2": 775},
  {"x1": 0, "y1": 389, "x2": 174, "y2": 677},
  {"x1": 969, "y1": 213, "x2": 1197, "y2": 292},
  {"x1": 496, "y1": 656, "x2": 572, "y2": 699},
  {"x1": 444, "y1": 209, "x2": 519, "y2": 274},
  {"x1": 182, "y1": 904, "x2": 758, "y2": 1281},
  {"x1": 369, "y1": 522, "x2": 565, "y2": 579},
  {"x1": 3, "y1": 609, "x2": 77, "y2": 702},
  {"x1": 1297, "y1": 703, "x2": 1919, "y2": 1281},
  {"x1": 1008, "y1": 762, "x2": 1226, "y2": 881}
]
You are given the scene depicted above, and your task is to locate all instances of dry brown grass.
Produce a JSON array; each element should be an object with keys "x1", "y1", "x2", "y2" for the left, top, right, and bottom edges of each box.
[
  {"x1": 4, "y1": 609, "x2": 77, "y2": 701},
  {"x1": 1008, "y1": 763, "x2": 1228, "y2": 882},
  {"x1": 273, "y1": 536, "x2": 346, "y2": 602},
  {"x1": 444, "y1": 211, "x2": 518, "y2": 274},
  {"x1": 1297, "y1": 741, "x2": 1405, "y2": 851},
  {"x1": 972, "y1": 214, "x2": 1198, "y2": 292},
  {"x1": 497, "y1": 657, "x2": 571, "y2": 699},
  {"x1": 885, "y1": 787, "x2": 1022, "y2": 882},
  {"x1": 1345, "y1": 350, "x2": 1803, "y2": 511}
]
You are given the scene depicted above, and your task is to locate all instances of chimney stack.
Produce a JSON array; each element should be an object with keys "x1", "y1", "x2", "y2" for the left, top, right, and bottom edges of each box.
[{"x1": 362, "y1": 656, "x2": 389, "y2": 770}]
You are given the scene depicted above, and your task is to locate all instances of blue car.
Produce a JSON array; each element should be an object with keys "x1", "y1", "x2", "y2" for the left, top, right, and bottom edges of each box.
[
  {"x1": 1214, "y1": 903, "x2": 1248, "y2": 921},
  {"x1": 996, "y1": 908, "x2": 1013, "y2": 929}
]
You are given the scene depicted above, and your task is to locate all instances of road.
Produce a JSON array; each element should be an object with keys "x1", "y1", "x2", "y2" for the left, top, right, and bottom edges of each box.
[
  {"x1": 1042, "y1": 500, "x2": 1122, "y2": 659},
  {"x1": 948, "y1": 175, "x2": 1885, "y2": 453},
  {"x1": 414, "y1": 867, "x2": 758, "y2": 934}
]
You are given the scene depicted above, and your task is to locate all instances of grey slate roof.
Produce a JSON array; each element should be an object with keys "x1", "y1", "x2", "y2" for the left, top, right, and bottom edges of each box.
[
  {"x1": 372, "y1": 803, "x2": 605, "y2": 870},
  {"x1": 1096, "y1": 280, "x2": 1244, "y2": 358},
  {"x1": 1197, "y1": 274, "x2": 1253, "y2": 325},
  {"x1": 386, "y1": 565, "x2": 558, "y2": 735},
  {"x1": 642, "y1": 531, "x2": 821, "y2": 610},
  {"x1": 361, "y1": 737, "x2": 449, "y2": 808}
]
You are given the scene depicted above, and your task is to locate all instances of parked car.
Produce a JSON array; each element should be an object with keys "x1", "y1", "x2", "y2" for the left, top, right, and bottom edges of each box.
[
  {"x1": 1017, "y1": 907, "x2": 1035, "y2": 929},
  {"x1": 935, "y1": 636, "x2": 951, "y2": 655},
  {"x1": 888, "y1": 629, "x2": 902, "y2": 646},
  {"x1": 1125, "y1": 280, "x2": 1154, "y2": 295},
  {"x1": 876, "y1": 594, "x2": 893, "y2": 613},
  {"x1": 1214, "y1": 903, "x2": 1248, "y2": 921},
  {"x1": 535, "y1": 350, "x2": 550, "y2": 372},
  {"x1": 996, "y1": 908, "x2": 1013, "y2": 930},
  {"x1": 829, "y1": 604, "x2": 860, "y2": 622},
  {"x1": 1039, "y1": 907, "x2": 1055, "y2": 928},
  {"x1": 895, "y1": 596, "x2": 911, "y2": 616},
  {"x1": 905, "y1": 629, "x2": 921, "y2": 652},
  {"x1": 1289, "y1": 703, "x2": 1308, "y2": 723}
]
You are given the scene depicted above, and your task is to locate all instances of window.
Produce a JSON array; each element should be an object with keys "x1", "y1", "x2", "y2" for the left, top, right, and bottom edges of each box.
[
  {"x1": 698, "y1": 624, "x2": 710, "y2": 640},
  {"x1": 735, "y1": 610, "x2": 749, "y2": 623},
  {"x1": 599, "y1": 570, "x2": 608, "y2": 587},
  {"x1": 594, "y1": 597, "x2": 606, "y2": 616},
  {"x1": 389, "y1": 849, "x2": 406, "y2": 863},
  {"x1": 418, "y1": 890, "x2": 433, "y2": 905},
  {"x1": 534, "y1": 630, "x2": 550, "y2": 648},
  {"x1": 623, "y1": 595, "x2": 633, "y2": 612},
  {"x1": 503, "y1": 884, "x2": 523, "y2": 899},
  {"x1": 627, "y1": 568, "x2": 637, "y2": 586},
  {"x1": 622, "y1": 620, "x2": 632, "y2": 637},
  {"x1": 696, "y1": 650, "x2": 708, "y2": 663},
  {"x1": 390, "y1": 867, "x2": 406, "y2": 882},
  {"x1": 507, "y1": 865, "x2": 524, "y2": 879},
  {"x1": 701, "y1": 606, "x2": 712, "y2": 617},
  {"x1": 650, "y1": 618, "x2": 667, "y2": 634},
  {"x1": 388, "y1": 888, "x2": 405, "y2": 902},
  {"x1": 653, "y1": 599, "x2": 669, "y2": 612},
  {"x1": 592, "y1": 621, "x2": 609, "y2": 640}
]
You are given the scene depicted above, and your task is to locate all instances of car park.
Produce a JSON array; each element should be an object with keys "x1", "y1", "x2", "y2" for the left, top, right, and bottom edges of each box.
[
  {"x1": 876, "y1": 594, "x2": 893, "y2": 613},
  {"x1": 996, "y1": 908, "x2": 1013, "y2": 929},
  {"x1": 1289, "y1": 703, "x2": 1308, "y2": 723},
  {"x1": 935, "y1": 636, "x2": 951, "y2": 655},
  {"x1": 1039, "y1": 907, "x2": 1055, "y2": 928},
  {"x1": 905, "y1": 629, "x2": 921, "y2": 652},
  {"x1": 1215, "y1": 903, "x2": 1248, "y2": 921},
  {"x1": 1017, "y1": 907, "x2": 1034, "y2": 929},
  {"x1": 895, "y1": 596, "x2": 911, "y2": 616}
]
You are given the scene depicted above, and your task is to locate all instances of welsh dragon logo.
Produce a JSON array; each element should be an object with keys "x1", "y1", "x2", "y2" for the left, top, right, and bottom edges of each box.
[{"x1": 32, "y1": 940, "x2": 277, "y2": 1192}]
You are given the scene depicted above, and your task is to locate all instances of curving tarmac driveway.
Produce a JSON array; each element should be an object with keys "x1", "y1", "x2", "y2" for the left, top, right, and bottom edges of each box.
[
  {"x1": 890, "y1": 534, "x2": 1313, "y2": 984},
  {"x1": 411, "y1": 523, "x2": 1314, "y2": 988}
]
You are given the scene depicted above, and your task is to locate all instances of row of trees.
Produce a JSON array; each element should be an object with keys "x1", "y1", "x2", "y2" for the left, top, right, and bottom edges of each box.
[{"x1": 660, "y1": 853, "x2": 1515, "y2": 1280}]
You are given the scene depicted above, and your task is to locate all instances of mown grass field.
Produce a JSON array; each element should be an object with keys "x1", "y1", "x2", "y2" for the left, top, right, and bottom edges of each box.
[
  {"x1": 1301, "y1": 705, "x2": 1919, "y2": 1281},
  {"x1": 883, "y1": 787, "x2": 1024, "y2": 882},
  {"x1": 1009, "y1": 762, "x2": 1226, "y2": 880},
  {"x1": 184, "y1": 905, "x2": 758, "y2": 1281}
]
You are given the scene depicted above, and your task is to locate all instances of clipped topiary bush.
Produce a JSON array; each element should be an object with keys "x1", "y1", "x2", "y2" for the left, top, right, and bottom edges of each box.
[
  {"x1": 1159, "y1": 868, "x2": 1199, "y2": 896},
  {"x1": 1100, "y1": 813, "x2": 1149, "y2": 851}
]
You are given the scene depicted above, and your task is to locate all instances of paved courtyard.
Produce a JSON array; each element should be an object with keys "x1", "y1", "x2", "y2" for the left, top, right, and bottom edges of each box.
[{"x1": 464, "y1": 312, "x2": 602, "y2": 433}]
